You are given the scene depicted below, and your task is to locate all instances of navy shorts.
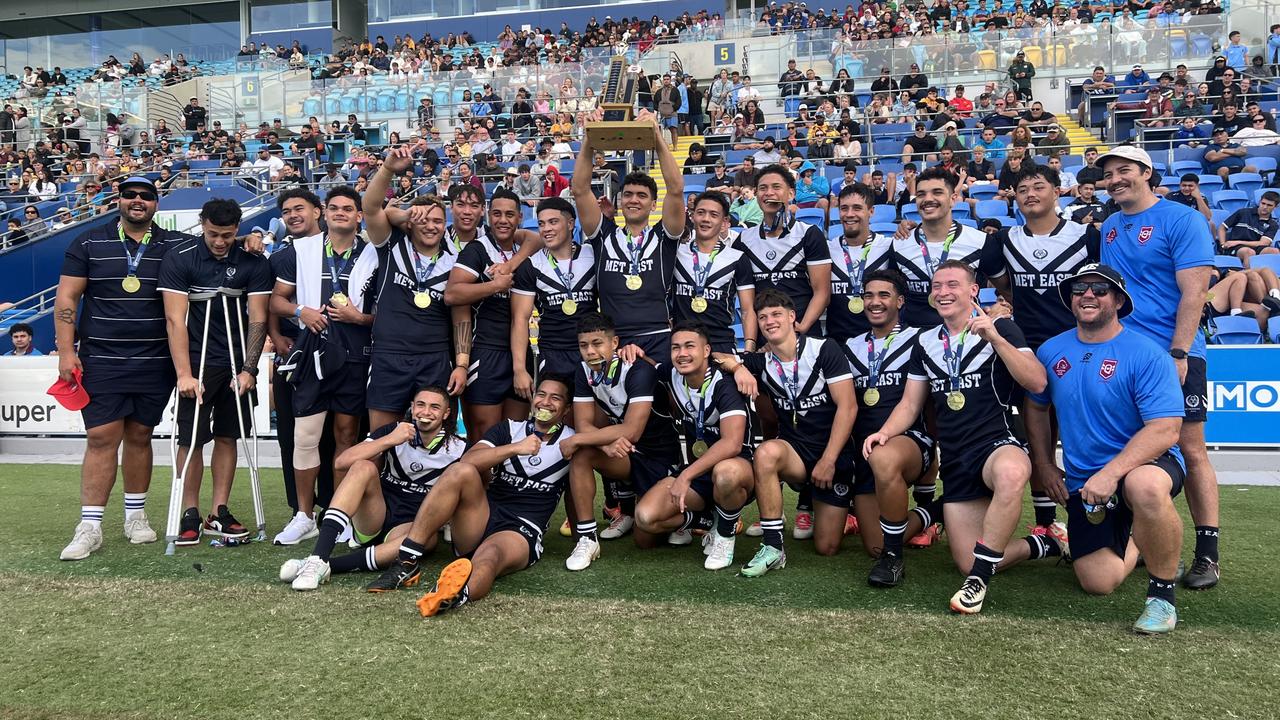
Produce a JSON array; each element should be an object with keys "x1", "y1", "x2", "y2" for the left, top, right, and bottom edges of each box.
[
  {"x1": 685, "y1": 450, "x2": 755, "y2": 507},
  {"x1": 629, "y1": 453, "x2": 678, "y2": 498},
  {"x1": 366, "y1": 350, "x2": 453, "y2": 414},
  {"x1": 1182, "y1": 355, "x2": 1207, "y2": 424},
  {"x1": 465, "y1": 347, "x2": 518, "y2": 406},
  {"x1": 533, "y1": 348, "x2": 581, "y2": 379},
  {"x1": 175, "y1": 367, "x2": 256, "y2": 447},
  {"x1": 853, "y1": 428, "x2": 935, "y2": 491},
  {"x1": 80, "y1": 385, "x2": 171, "y2": 430},
  {"x1": 620, "y1": 331, "x2": 672, "y2": 368},
  {"x1": 459, "y1": 501, "x2": 545, "y2": 568},
  {"x1": 940, "y1": 434, "x2": 1025, "y2": 503},
  {"x1": 1066, "y1": 451, "x2": 1186, "y2": 561},
  {"x1": 783, "y1": 441, "x2": 860, "y2": 508},
  {"x1": 294, "y1": 362, "x2": 368, "y2": 417}
]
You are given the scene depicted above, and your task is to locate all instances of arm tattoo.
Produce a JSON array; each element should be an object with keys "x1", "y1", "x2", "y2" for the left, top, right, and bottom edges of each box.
[
  {"x1": 242, "y1": 321, "x2": 268, "y2": 373},
  {"x1": 56, "y1": 307, "x2": 76, "y2": 325},
  {"x1": 453, "y1": 320, "x2": 473, "y2": 356}
]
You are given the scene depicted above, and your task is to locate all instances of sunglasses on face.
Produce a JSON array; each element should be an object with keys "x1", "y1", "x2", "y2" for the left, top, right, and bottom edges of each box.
[
  {"x1": 1070, "y1": 281, "x2": 1112, "y2": 297},
  {"x1": 120, "y1": 190, "x2": 157, "y2": 201}
]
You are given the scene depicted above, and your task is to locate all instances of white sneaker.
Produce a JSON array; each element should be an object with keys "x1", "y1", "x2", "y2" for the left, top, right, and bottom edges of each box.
[
  {"x1": 279, "y1": 558, "x2": 305, "y2": 582},
  {"x1": 745, "y1": 521, "x2": 763, "y2": 537},
  {"x1": 442, "y1": 523, "x2": 453, "y2": 544},
  {"x1": 599, "y1": 513, "x2": 634, "y2": 540},
  {"x1": 60, "y1": 521, "x2": 103, "y2": 561},
  {"x1": 273, "y1": 511, "x2": 318, "y2": 546},
  {"x1": 704, "y1": 532, "x2": 736, "y2": 571},
  {"x1": 701, "y1": 532, "x2": 715, "y2": 556},
  {"x1": 565, "y1": 536, "x2": 601, "y2": 571},
  {"x1": 291, "y1": 555, "x2": 331, "y2": 591},
  {"x1": 123, "y1": 511, "x2": 157, "y2": 544},
  {"x1": 669, "y1": 529, "x2": 693, "y2": 546}
]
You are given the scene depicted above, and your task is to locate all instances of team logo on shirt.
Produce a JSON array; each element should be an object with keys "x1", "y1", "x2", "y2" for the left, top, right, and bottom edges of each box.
[
  {"x1": 410, "y1": 461, "x2": 424, "y2": 473},
  {"x1": 1106, "y1": 228, "x2": 1117, "y2": 243},
  {"x1": 1138, "y1": 226, "x2": 1154, "y2": 244},
  {"x1": 1100, "y1": 358, "x2": 1118, "y2": 380},
  {"x1": 766, "y1": 250, "x2": 777, "y2": 260},
  {"x1": 225, "y1": 266, "x2": 237, "y2": 278},
  {"x1": 1052, "y1": 357, "x2": 1071, "y2": 378},
  {"x1": 529, "y1": 456, "x2": 542, "y2": 466},
  {"x1": 1033, "y1": 248, "x2": 1048, "y2": 259}
]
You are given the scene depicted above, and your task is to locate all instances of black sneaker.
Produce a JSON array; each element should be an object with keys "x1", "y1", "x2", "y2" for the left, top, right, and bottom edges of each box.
[
  {"x1": 203, "y1": 505, "x2": 249, "y2": 539},
  {"x1": 365, "y1": 559, "x2": 423, "y2": 593},
  {"x1": 867, "y1": 550, "x2": 905, "y2": 588},
  {"x1": 176, "y1": 507, "x2": 202, "y2": 546},
  {"x1": 1262, "y1": 296, "x2": 1280, "y2": 317},
  {"x1": 1182, "y1": 556, "x2": 1220, "y2": 590}
]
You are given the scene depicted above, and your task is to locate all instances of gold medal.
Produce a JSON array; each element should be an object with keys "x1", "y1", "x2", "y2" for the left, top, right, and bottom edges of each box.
[
  {"x1": 121, "y1": 275, "x2": 141, "y2": 293},
  {"x1": 330, "y1": 292, "x2": 348, "y2": 307},
  {"x1": 413, "y1": 292, "x2": 431, "y2": 309},
  {"x1": 1085, "y1": 504, "x2": 1107, "y2": 525},
  {"x1": 947, "y1": 390, "x2": 966, "y2": 411},
  {"x1": 691, "y1": 440, "x2": 709, "y2": 458},
  {"x1": 849, "y1": 297, "x2": 864, "y2": 314},
  {"x1": 625, "y1": 274, "x2": 643, "y2": 291},
  {"x1": 533, "y1": 407, "x2": 555, "y2": 422},
  {"x1": 928, "y1": 294, "x2": 937, "y2": 308},
  {"x1": 863, "y1": 387, "x2": 880, "y2": 406},
  {"x1": 561, "y1": 299, "x2": 578, "y2": 315},
  {"x1": 690, "y1": 296, "x2": 709, "y2": 313}
]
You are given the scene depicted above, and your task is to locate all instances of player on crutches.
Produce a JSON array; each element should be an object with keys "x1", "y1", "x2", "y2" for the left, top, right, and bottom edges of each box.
[{"x1": 157, "y1": 199, "x2": 274, "y2": 550}]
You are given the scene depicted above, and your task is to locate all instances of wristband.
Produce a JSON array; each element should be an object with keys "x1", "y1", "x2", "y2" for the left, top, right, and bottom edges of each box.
[{"x1": 294, "y1": 305, "x2": 303, "y2": 319}]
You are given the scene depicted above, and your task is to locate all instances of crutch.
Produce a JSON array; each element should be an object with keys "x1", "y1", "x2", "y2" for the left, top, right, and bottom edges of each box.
[
  {"x1": 165, "y1": 291, "x2": 215, "y2": 555},
  {"x1": 221, "y1": 288, "x2": 267, "y2": 541},
  {"x1": 529, "y1": 309, "x2": 541, "y2": 400}
]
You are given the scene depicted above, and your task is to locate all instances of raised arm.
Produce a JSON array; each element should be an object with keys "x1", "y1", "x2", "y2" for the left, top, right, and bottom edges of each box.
[
  {"x1": 645, "y1": 108, "x2": 686, "y2": 238},
  {"x1": 571, "y1": 116, "x2": 602, "y2": 237},
  {"x1": 365, "y1": 147, "x2": 416, "y2": 246}
]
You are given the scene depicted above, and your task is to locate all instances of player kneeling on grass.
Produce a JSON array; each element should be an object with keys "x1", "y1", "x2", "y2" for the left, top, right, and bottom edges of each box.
[
  {"x1": 1018, "y1": 264, "x2": 1187, "y2": 634},
  {"x1": 365, "y1": 376, "x2": 576, "y2": 616},
  {"x1": 632, "y1": 322, "x2": 756, "y2": 570},
  {"x1": 280, "y1": 386, "x2": 466, "y2": 591}
]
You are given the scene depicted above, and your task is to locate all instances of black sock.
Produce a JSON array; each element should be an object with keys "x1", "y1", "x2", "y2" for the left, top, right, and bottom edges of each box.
[
  {"x1": 795, "y1": 486, "x2": 813, "y2": 513},
  {"x1": 330, "y1": 546, "x2": 379, "y2": 574},
  {"x1": 397, "y1": 538, "x2": 426, "y2": 564},
  {"x1": 1194, "y1": 526, "x2": 1220, "y2": 562},
  {"x1": 969, "y1": 542, "x2": 1003, "y2": 584},
  {"x1": 912, "y1": 483, "x2": 936, "y2": 507},
  {"x1": 616, "y1": 487, "x2": 636, "y2": 517},
  {"x1": 760, "y1": 517, "x2": 785, "y2": 549},
  {"x1": 880, "y1": 516, "x2": 907, "y2": 556},
  {"x1": 1032, "y1": 491, "x2": 1057, "y2": 527},
  {"x1": 603, "y1": 478, "x2": 620, "y2": 511},
  {"x1": 676, "y1": 510, "x2": 695, "y2": 532},
  {"x1": 576, "y1": 520, "x2": 599, "y2": 542},
  {"x1": 1147, "y1": 574, "x2": 1177, "y2": 605},
  {"x1": 693, "y1": 510, "x2": 714, "y2": 532},
  {"x1": 910, "y1": 497, "x2": 944, "y2": 530},
  {"x1": 313, "y1": 509, "x2": 350, "y2": 561},
  {"x1": 715, "y1": 505, "x2": 742, "y2": 538},
  {"x1": 1023, "y1": 534, "x2": 1061, "y2": 560}
]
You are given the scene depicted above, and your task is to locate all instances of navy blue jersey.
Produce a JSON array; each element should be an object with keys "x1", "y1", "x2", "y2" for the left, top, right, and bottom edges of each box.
[
  {"x1": 512, "y1": 244, "x2": 598, "y2": 352},
  {"x1": 659, "y1": 364, "x2": 753, "y2": 464},
  {"x1": 156, "y1": 238, "x2": 273, "y2": 368},
  {"x1": 741, "y1": 337, "x2": 854, "y2": 460},
  {"x1": 479, "y1": 420, "x2": 575, "y2": 530},
  {"x1": 891, "y1": 222, "x2": 992, "y2": 328},
  {"x1": 981, "y1": 219, "x2": 1100, "y2": 349},
  {"x1": 736, "y1": 218, "x2": 832, "y2": 323},
  {"x1": 272, "y1": 236, "x2": 374, "y2": 363},
  {"x1": 573, "y1": 357, "x2": 679, "y2": 462},
  {"x1": 367, "y1": 422, "x2": 468, "y2": 504},
  {"x1": 586, "y1": 216, "x2": 679, "y2": 339},
  {"x1": 670, "y1": 240, "x2": 755, "y2": 349},
  {"x1": 906, "y1": 318, "x2": 1029, "y2": 453},
  {"x1": 268, "y1": 242, "x2": 300, "y2": 343},
  {"x1": 455, "y1": 235, "x2": 523, "y2": 350},
  {"x1": 826, "y1": 233, "x2": 893, "y2": 341},
  {"x1": 1030, "y1": 327, "x2": 1185, "y2": 492},
  {"x1": 60, "y1": 221, "x2": 195, "y2": 391},
  {"x1": 369, "y1": 230, "x2": 458, "y2": 355},
  {"x1": 843, "y1": 326, "x2": 924, "y2": 438}
]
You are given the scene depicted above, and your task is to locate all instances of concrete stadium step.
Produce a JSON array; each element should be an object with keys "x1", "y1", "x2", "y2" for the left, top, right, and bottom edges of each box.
[{"x1": 1055, "y1": 117, "x2": 1108, "y2": 154}]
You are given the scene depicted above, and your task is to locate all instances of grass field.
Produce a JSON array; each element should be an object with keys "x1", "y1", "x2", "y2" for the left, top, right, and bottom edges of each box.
[{"x1": 3, "y1": 464, "x2": 1279, "y2": 720}]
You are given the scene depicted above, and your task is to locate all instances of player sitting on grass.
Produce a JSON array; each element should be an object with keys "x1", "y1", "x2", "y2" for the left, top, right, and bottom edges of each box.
[
  {"x1": 280, "y1": 386, "x2": 467, "y2": 591},
  {"x1": 365, "y1": 375, "x2": 576, "y2": 616}
]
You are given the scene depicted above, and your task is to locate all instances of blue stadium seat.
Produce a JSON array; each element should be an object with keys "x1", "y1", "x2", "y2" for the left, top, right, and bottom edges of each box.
[
  {"x1": 1211, "y1": 190, "x2": 1248, "y2": 212},
  {"x1": 1209, "y1": 315, "x2": 1262, "y2": 345},
  {"x1": 871, "y1": 222, "x2": 900, "y2": 234},
  {"x1": 1171, "y1": 160, "x2": 1203, "y2": 176},
  {"x1": 1197, "y1": 175, "x2": 1225, "y2": 194},
  {"x1": 795, "y1": 208, "x2": 826, "y2": 224},
  {"x1": 1257, "y1": 188, "x2": 1278, "y2": 204},
  {"x1": 1229, "y1": 173, "x2": 1264, "y2": 196},
  {"x1": 975, "y1": 199, "x2": 1010, "y2": 219},
  {"x1": 1247, "y1": 157, "x2": 1278, "y2": 175},
  {"x1": 901, "y1": 203, "x2": 921, "y2": 222},
  {"x1": 1249, "y1": 254, "x2": 1280, "y2": 276},
  {"x1": 871, "y1": 205, "x2": 896, "y2": 223},
  {"x1": 1269, "y1": 316, "x2": 1280, "y2": 344},
  {"x1": 1214, "y1": 254, "x2": 1244, "y2": 271},
  {"x1": 968, "y1": 184, "x2": 999, "y2": 201},
  {"x1": 952, "y1": 203, "x2": 971, "y2": 219}
]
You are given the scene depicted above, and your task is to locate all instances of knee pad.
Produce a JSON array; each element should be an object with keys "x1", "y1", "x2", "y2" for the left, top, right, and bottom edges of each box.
[{"x1": 292, "y1": 413, "x2": 326, "y2": 469}]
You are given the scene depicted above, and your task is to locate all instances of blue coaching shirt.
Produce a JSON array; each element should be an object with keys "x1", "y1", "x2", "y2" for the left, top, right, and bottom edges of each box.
[
  {"x1": 1030, "y1": 326, "x2": 1185, "y2": 493},
  {"x1": 1099, "y1": 198, "x2": 1213, "y2": 358}
]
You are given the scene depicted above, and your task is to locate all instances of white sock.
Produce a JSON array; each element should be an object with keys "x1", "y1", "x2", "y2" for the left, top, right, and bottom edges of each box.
[
  {"x1": 81, "y1": 505, "x2": 105, "y2": 528},
  {"x1": 1230, "y1": 308, "x2": 1242, "y2": 315},
  {"x1": 124, "y1": 492, "x2": 147, "y2": 519},
  {"x1": 1270, "y1": 289, "x2": 1280, "y2": 300}
]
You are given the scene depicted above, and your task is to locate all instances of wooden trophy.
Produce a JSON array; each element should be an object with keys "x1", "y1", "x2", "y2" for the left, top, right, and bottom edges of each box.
[{"x1": 587, "y1": 56, "x2": 656, "y2": 151}]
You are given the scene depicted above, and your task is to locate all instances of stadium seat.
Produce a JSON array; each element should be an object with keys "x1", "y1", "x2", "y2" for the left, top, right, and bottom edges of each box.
[
  {"x1": 683, "y1": 184, "x2": 706, "y2": 195},
  {"x1": 957, "y1": 218, "x2": 978, "y2": 229},
  {"x1": 871, "y1": 205, "x2": 896, "y2": 223},
  {"x1": 968, "y1": 184, "x2": 999, "y2": 201},
  {"x1": 1197, "y1": 175, "x2": 1225, "y2": 194},
  {"x1": 1211, "y1": 190, "x2": 1249, "y2": 212},
  {"x1": 1211, "y1": 209, "x2": 1231, "y2": 227},
  {"x1": 1209, "y1": 315, "x2": 1262, "y2": 345},
  {"x1": 795, "y1": 208, "x2": 826, "y2": 224},
  {"x1": 1230, "y1": 173, "x2": 1264, "y2": 196},
  {"x1": 952, "y1": 203, "x2": 971, "y2": 219},
  {"x1": 1171, "y1": 160, "x2": 1203, "y2": 176},
  {"x1": 871, "y1": 222, "x2": 900, "y2": 235},
  {"x1": 975, "y1": 199, "x2": 1010, "y2": 219},
  {"x1": 1247, "y1": 157, "x2": 1278, "y2": 175},
  {"x1": 978, "y1": 287, "x2": 998, "y2": 306},
  {"x1": 901, "y1": 203, "x2": 921, "y2": 222},
  {"x1": 1249, "y1": 254, "x2": 1280, "y2": 276},
  {"x1": 1257, "y1": 188, "x2": 1278, "y2": 204},
  {"x1": 1214, "y1": 254, "x2": 1244, "y2": 271},
  {"x1": 1269, "y1": 316, "x2": 1280, "y2": 344}
]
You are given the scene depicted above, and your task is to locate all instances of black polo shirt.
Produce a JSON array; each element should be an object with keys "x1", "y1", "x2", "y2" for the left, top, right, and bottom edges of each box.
[
  {"x1": 1223, "y1": 208, "x2": 1279, "y2": 244},
  {"x1": 61, "y1": 220, "x2": 196, "y2": 392},
  {"x1": 158, "y1": 238, "x2": 273, "y2": 369}
]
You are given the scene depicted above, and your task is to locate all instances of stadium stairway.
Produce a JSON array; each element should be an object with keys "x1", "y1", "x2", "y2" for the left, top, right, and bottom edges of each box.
[
  {"x1": 1056, "y1": 117, "x2": 1108, "y2": 154},
  {"x1": 625, "y1": 134, "x2": 700, "y2": 228}
]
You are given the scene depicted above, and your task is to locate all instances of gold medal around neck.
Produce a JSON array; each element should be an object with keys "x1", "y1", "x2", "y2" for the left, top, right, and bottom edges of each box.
[
  {"x1": 691, "y1": 296, "x2": 709, "y2": 313},
  {"x1": 864, "y1": 387, "x2": 881, "y2": 406},
  {"x1": 562, "y1": 299, "x2": 578, "y2": 315},
  {"x1": 330, "y1": 292, "x2": 349, "y2": 307},
  {"x1": 625, "y1": 274, "x2": 643, "y2": 291},
  {"x1": 413, "y1": 291, "x2": 431, "y2": 309},
  {"x1": 533, "y1": 407, "x2": 555, "y2": 423},
  {"x1": 691, "y1": 440, "x2": 710, "y2": 458},
  {"x1": 121, "y1": 275, "x2": 141, "y2": 293},
  {"x1": 947, "y1": 390, "x2": 966, "y2": 411},
  {"x1": 849, "y1": 297, "x2": 865, "y2": 314},
  {"x1": 928, "y1": 295, "x2": 938, "y2": 308}
]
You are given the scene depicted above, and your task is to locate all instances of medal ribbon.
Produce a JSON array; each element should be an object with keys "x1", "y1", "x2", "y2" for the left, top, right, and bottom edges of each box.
[
  {"x1": 546, "y1": 247, "x2": 575, "y2": 292},
  {"x1": 840, "y1": 235, "x2": 874, "y2": 296},
  {"x1": 914, "y1": 222, "x2": 960, "y2": 278},
  {"x1": 866, "y1": 326, "x2": 900, "y2": 389},
  {"x1": 588, "y1": 357, "x2": 621, "y2": 388},
  {"x1": 625, "y1": 227, "x2": 646, "y2": 277},
  {"x1": 768, "y1": 339, "x2": 802, "y2": 426},
  {"x1": 118, "y1": 223, "x2": 152, "y2": 278},
  {"x1": 527, "y1": 419, "x2": 563, "y2": 440},
  {"x1": 683, "y1": 367, "x2": 714, "y2": 444},
  {"x1": 690, "y1": 241, "x2": 723, "y2": 299},
  {"x1": 939, "y1": 324, "x2": 970, "y2": 394},
  {"x1": 411, "y1": 427, "x2": 447, "y2": 452},
  {"x1": 410, "y1": 244, "x2": 442, "y2": 295},
  {"x1": 324, "y1": 237, "x2": 355, "y2": 297}
]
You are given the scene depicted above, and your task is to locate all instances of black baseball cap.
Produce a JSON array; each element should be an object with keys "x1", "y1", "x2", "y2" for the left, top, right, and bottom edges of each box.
[{"x1": 1057, "y1": 263, "x2": 1133, "y2": 317}]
